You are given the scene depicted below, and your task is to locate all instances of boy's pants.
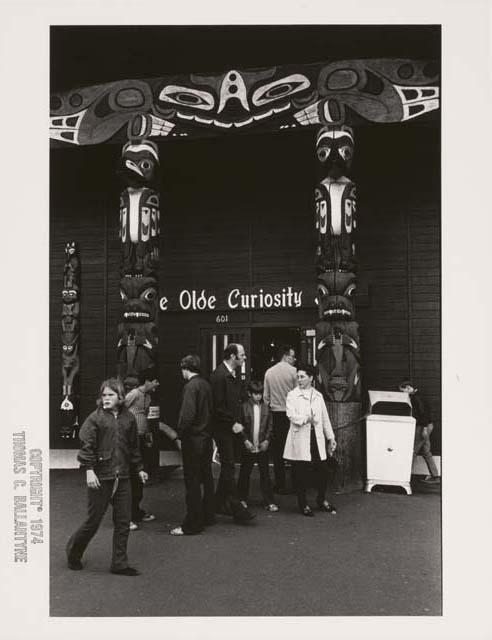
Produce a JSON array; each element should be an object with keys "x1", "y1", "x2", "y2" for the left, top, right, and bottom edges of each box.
[
  {"x1": 66, "y1": 477, "x2": 131, "y2": 571},
  {"x1": 237, "y1": 450, "x2": 275, "y2": 505},
  {"x1": 271, "y1": 412, "x2": 292, "y2": 490},
  {"x1": 413, "y1": 424, "x2": 439, "y2": 477}
]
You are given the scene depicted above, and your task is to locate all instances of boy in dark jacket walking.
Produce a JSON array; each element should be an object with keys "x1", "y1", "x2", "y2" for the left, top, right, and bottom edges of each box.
[
  {"x1": 66, "y1": 378, "x2": 147, "y2": 576},
  {"x1": 237, "y1": 380, "x2": 279, "y2": 512}
]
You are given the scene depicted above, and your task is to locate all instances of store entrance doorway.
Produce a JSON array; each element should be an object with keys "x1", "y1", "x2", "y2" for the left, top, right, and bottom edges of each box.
[{"x1": 249, "y1": 327, "x2": 301, "y2": 381}]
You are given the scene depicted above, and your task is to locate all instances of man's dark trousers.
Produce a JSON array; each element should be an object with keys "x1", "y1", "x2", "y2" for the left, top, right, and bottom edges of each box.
[
  {"x1": 213, "y1": 426, "x2": 241, "y2": 514},
  {"x1": 66, "y1": 477, "x2": 131, "y2": 571},
  {"x1": 181, "y1": 437, "x2": 215, "y2": 534},
  {"x1": 271, "y1": 411, "x2": 292, "y2": 490}
]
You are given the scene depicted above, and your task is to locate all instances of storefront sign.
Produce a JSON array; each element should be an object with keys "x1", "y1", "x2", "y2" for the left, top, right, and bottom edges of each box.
[{"x1": 159, "y1": 286, "x2": 304, "y2": 312}]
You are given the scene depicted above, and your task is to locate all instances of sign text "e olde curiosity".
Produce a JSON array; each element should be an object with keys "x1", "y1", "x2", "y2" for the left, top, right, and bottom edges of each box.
[{"x1": 159, "y1": 286, "x2": 304, "y2": 312}]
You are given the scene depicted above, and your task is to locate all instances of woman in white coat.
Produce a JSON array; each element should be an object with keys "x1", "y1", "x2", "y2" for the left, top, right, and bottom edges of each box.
[{"x1": 283, "y1": 364, "x2": 337, "y2": 517}]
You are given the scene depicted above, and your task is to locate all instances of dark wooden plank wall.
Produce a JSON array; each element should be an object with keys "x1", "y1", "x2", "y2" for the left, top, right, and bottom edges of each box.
[
  {"x1": 50, "y1": 146, "x2": 118, "y2": 445},
  {"x1": 50, "y1": 126, "x2": 440, "y2": 448},
  {"x1": 408, "y1": 209, "x2": 441, "y2": 452}
]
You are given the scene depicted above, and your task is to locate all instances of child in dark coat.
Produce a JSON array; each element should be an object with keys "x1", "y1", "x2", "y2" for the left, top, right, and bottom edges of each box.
[{"x1": 237, "y1": 380, "x2": 278, "y2": 512}]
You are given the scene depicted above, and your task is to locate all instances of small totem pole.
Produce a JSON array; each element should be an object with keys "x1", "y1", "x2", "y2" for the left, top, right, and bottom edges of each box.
[
  {"x1": 60, "y1": 241, "x2": 80, "y2": 438},
  {"x1": 314, "y1": 126, "x2": 362, "y2": 489},
  {"x1": 117, "y1": 130, "x2": 161, "y2": 465}
]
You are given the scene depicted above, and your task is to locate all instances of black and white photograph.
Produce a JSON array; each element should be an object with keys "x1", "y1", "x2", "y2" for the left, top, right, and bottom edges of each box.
[{"x1": 2, "y1": 0, "x2": 491, "y2": 637}]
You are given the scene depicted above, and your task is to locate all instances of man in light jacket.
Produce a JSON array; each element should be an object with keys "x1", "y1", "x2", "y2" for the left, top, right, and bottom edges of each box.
[{"x1": 263, "y1": 345, "x2": 297, "y2": 494}]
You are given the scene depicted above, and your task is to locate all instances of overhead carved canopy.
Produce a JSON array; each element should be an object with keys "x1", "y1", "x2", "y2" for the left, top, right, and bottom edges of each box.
[{"x1": 50, "y1": 58, "x2": 439, "y2": 147}]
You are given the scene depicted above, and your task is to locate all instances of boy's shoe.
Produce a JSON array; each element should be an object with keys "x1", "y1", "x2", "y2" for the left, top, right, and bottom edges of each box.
[
  {"x1": 233, "y1": 503, "x2": 256, "y2": 524},
  {"x1": 129, "y1": 521, "x2": 139, "y2": 531},
  {"x1": 318, "y1": 501, "x2": 337, "y2": 514},
  {"x1": 265, "y1": 503, "x2": 279, "y2": 512},
  {"x1": 239, "y1": 500, "x2": 248, "y2": 509},
  {"x1": 111, "y1": 566, "x2": 141, "y2": 576},
  {"x1": 302, "y1": 506, "x2": 315, "y2": 517},
  {"x1": 67, "y1": 557, "x2": 83, "y2": 570},
  {"x1": 141, "y1": 513, "x2": 156, "y2": 522},
  {"x1": 170, "y1": 526, "x2": 185, "y2": 536}
]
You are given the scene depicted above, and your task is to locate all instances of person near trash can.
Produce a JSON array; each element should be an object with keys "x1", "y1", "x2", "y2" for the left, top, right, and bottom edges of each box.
[
  {"x1": 399, "y1": 380, "x2": 440, "y2": 484},
  {"x1": 283, "y1": 364, "x2": 337, "y2": 516}
]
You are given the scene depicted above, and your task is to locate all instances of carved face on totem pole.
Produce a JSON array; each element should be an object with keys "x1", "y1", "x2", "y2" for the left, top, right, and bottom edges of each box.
[
  {"x1": 64, "y1": 240, "x2": 79, "y2": 264},
  {"x1": 117, "y1": 321, "x2": 158, "y2": 380},
  {"x1": 120, "y1": 188, "x2": 160, "y2": 276},
  {"x1": 315, "y1": 177, "x2": 356, "y2": 272},
  {"x1": 316, "y1": 271, "x2": 356, "y2": 321},
  {"x1": 316, "y1": 126, "x2": 354, "y2": 179},
  {"x1": 62, "y1": 283, "x2": 79, "y2": 305},
  {"x1": 119, "y1": 140, "x2": 159, "y2": 188},
  {"x1": 315, "y1": 319, "x2": 361, "y2": 403},
  {"x1": 61, "y1": 315, "x2": 79, "y2": 344},
  {"x1": 119, "y1": 276, "x2": 158, "y2": 322}
]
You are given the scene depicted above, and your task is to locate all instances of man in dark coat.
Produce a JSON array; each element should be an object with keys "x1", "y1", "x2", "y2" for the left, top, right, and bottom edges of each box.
[
  {"x1": 170, "y1": 354, "x2": 216, "y2": 535},
  {"x1": 210, "y1": 343, "x2": 255, "y2": 523}
]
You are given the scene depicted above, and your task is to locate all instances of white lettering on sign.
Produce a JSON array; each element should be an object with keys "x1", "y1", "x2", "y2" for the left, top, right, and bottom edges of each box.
[
  {"x1": 228, "y1": 286, "x2": 302, "y2": 310},
  {"x1": 179, "y1": 289, "x2": 217, "y2": 311},
  {"x1": 159, "y1": 296, "x2": 169, "y2": 311},
  {"x1": 160, "y1": 286, "x2": 303, "y2": 312}
]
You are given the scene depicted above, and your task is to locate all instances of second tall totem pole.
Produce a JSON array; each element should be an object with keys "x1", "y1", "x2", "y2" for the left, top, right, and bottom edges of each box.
[{"x1": 314, "y1": 125, "x2": 362, "y2": 490}]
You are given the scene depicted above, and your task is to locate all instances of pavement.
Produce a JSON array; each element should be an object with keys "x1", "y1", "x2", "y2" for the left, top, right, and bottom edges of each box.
[{"x1": 50, "y1": 467, "x2": 441, "y2": 617}]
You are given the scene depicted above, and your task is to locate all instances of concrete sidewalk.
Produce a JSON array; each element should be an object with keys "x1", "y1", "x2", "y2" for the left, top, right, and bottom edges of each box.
[{"x1": 50, "y1": 468, "x2": 441, "y2": 617}]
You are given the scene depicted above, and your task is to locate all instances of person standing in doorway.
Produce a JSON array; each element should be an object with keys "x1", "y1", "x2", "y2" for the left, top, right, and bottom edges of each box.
[
  {"x1": 399, "y1": 380, "x2": 440, "y2": 484},
  {"x1": 210, "y1": 343, "x2": 255, "y2": 524},
  {"x1": 263, "y1": 344, "x2": 298, "y2": 494},
  {"x1": 124, "y1": 374, "x2": 159, "y2": 530},
  {"x1": 170, "y1": 354, "x2": 216, "y2": 536}
]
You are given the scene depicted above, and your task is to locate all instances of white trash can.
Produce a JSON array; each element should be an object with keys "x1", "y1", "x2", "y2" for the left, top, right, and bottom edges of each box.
[{"x1": 365, "y1": 390, "x2": 416, "y2": 495}]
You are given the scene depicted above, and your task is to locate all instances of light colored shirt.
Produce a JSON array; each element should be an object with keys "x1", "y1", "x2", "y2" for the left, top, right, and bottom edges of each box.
[
  {"x1": 125, "y1": 387, "x2": 151, "y2": 435},
  {"x1": 224, "y1": 360, "x2": 236, "y2": 378},
  {"x1": 263, "y1": 361, "x2": 297, "y2": 412},
  {"x1": 252, "y1": 403, "x2": 261, "y2": 452}
]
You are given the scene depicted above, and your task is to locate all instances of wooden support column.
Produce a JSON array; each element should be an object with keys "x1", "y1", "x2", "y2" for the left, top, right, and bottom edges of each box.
[
  {"x1": 117, "y1": 121, "x2": 161, "y2": 470},
  {"x1": 314, "y1": 126, "x2": 362, "y2": 492}
]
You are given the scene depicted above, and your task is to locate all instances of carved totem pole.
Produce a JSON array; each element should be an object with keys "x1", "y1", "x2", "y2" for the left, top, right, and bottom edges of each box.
[
  {"x1": 117, "y1": 131, "x2": 161, "y2": 447},
  {"x1": 60, "y1": 241, "x2": 80, "y2": 438},
  {"x1": 314, "y1": 126, "x2": 362, "y2": 489}
]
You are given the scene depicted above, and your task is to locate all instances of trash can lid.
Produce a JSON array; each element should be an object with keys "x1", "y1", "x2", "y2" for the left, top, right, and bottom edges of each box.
[{"x1": 368, "y1": 390, "x2": 412, "y2": 415}]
